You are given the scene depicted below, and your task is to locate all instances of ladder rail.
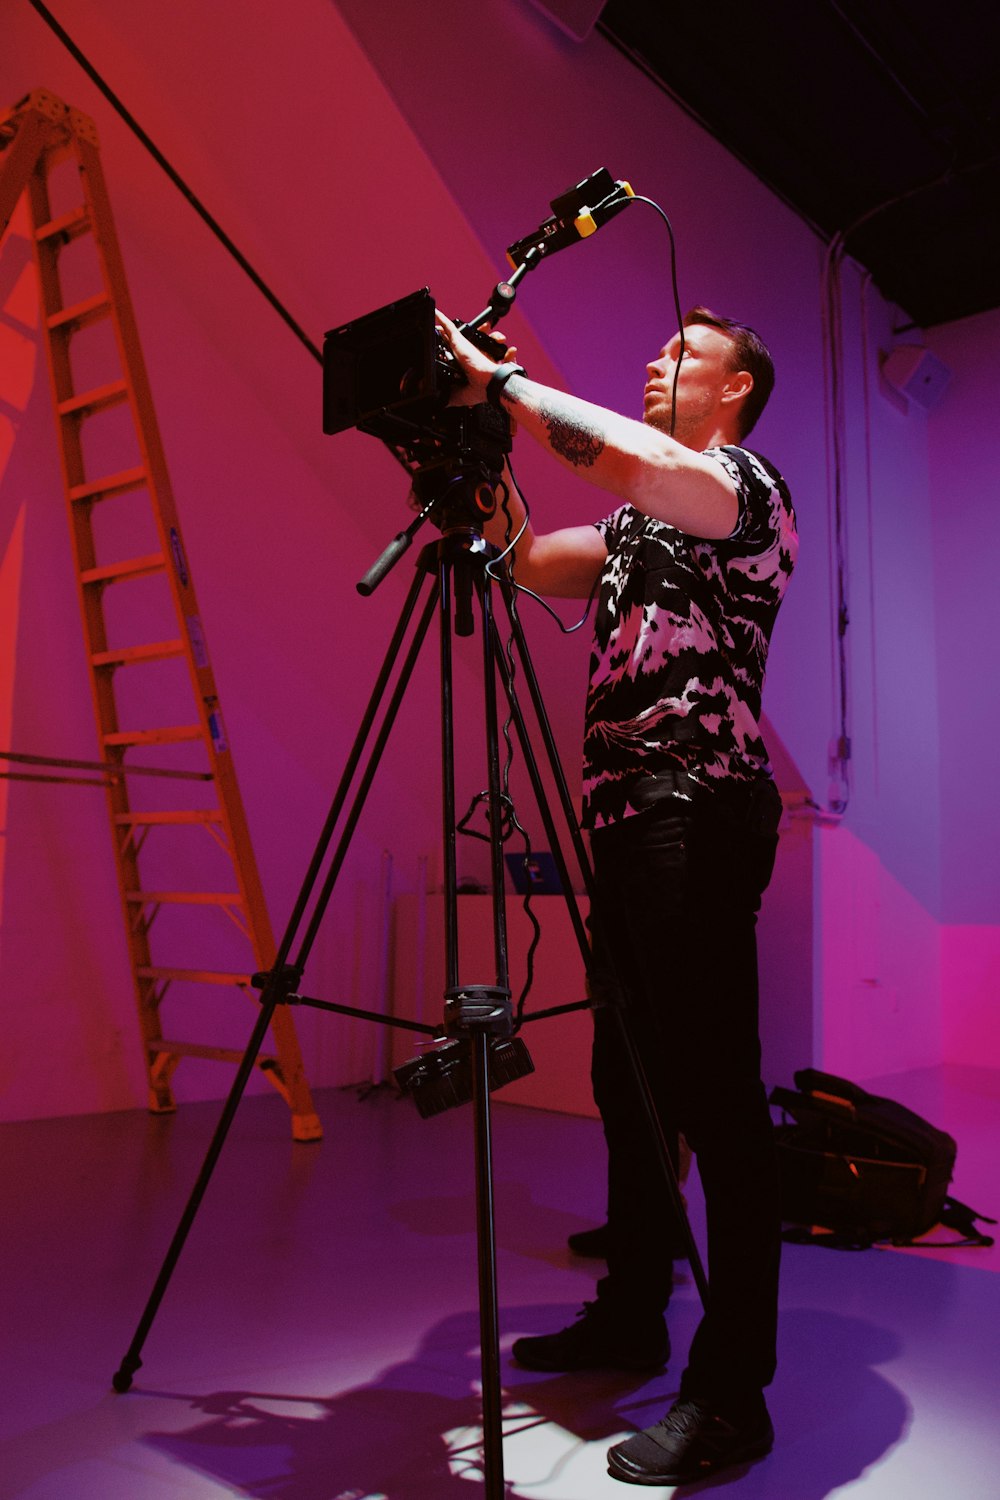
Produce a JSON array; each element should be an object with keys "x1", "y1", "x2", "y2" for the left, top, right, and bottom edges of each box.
[{"x1": 1, "y1": 90, "x2": 320, "y2": 1139}]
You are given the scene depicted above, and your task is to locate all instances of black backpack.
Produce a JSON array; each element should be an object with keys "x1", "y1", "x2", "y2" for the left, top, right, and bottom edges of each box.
[{"x1": 770, "y1": 1069, "x2": 995, "y2": 1249}]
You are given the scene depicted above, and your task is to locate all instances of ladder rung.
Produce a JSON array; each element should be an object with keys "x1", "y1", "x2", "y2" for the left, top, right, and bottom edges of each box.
[
  {"x1": 103, "y1": 725, "x2": 203, "y2": 747},
  {"x1": 34, "y1": 204, "x2": 91, "y2": 243},
  {"x1": 138, "y1": 967, "x2": 249, "y2": 985},
  {"x1": 57, "y1": 379, "x2": 128, "y2": 418},
  {"x1": 47, "y1": 292, "x2": 111, "y2": 333},
  {"x1": 70, "y1": 466, "x2": 147, "y2": 504},
  {"x1": 92, "y1": 639, "x2": 184, "y2": 667},
  {"x1": 126, "y1": 890, "x2": 243, "y2": 905},
  {"x1": 81, "y1": 553, "x2": 166, "y2": 585},
  {"x1": 115, "y1": 810, "x2": 224, "y2": 826},
  {"x1": 152, "y1": 1039, "x2": 278, "y2": 1066}
]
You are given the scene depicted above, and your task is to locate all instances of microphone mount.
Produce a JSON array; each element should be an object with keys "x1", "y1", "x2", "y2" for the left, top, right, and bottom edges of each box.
[
  {"x1": 458, "y1": 167, "x2": 635, "y2": 340},
  {"x1": 504, "y1": 166, "x2": 635, "y2": 271}
]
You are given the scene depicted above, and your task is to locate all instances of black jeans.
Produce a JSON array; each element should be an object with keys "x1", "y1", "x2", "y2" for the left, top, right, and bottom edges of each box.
[{"x1": 589, "y1": 779, "x2": 782, "y2": 1412}]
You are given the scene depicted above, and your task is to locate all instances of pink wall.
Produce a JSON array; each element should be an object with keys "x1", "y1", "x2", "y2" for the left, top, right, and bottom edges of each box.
[
  {"x1": 814, "y1": 823, "x2": 942, "y2": 1078},
  {"x1": 941, "y1": 927, "x2": 1000, "y2": 1065},
  {"x1": 2, "y1": 0, "x2": 993, "y2": 1122}
]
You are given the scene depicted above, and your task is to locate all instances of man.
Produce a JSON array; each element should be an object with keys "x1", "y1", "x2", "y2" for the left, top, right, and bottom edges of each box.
[{"x1": 436, "y1": 305, "x2": 797, "y2": 1486}]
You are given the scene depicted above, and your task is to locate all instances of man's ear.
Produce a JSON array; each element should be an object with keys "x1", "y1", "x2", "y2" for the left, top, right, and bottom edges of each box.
[{"x1": 721, "y1": 370, "x2": 754, "y2": 406}]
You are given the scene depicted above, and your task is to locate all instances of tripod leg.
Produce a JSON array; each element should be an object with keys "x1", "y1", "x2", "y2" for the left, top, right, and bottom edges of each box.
[
  {"x1": 495, "y1": 578, "x2": 595, "y2": 906},
  {"x1": 293, "y1": 577, "x2": 440, "y2": 967},
  {"x1": 113, "y1": 985, "x2": 287, "y2": 1391},
  {"x1": 268, "y1": 559, "x2": 436, "y2": 974},
  {"x1": 490, "y1": 588, "x2": 709, "y2": 1309},
  {"x1": 488, "y1": 613, "x2": 589, "y2": 959},
  {"x1": 471, "y1": 1032, "x2": 505, "y2": 1500},
  {"x1": 476, "y1": 572, "x2": 510, "y2": 1494},
  {"x1": 113, "y1": 559, "x2": 439, "y2": 1391},
  {"x1": 478, "y1": 574, "x2": 511, "y2": 990},
  {"x1": 436, "y1": 550, "x2": 510, "y2": 1496}
]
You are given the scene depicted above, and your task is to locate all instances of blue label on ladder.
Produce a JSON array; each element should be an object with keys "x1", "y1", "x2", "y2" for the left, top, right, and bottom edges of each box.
[
  {"x1": 169, "y1": 527, "x2": 189, "y2": 587},
  {"x1": 205, "y1": 698, "x2": 228, "y2": 753},
  {"x1": 186, "y1": 615, "x2": 209, "y2": 669}
]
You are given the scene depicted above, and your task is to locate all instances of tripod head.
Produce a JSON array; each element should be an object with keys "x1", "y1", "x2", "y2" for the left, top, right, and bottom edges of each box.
[
  {"x1": 404, "y1": 403, "x2": 511, "y2": 533},
  {"x1": 323, "y1": 287, "x2": 515, "y2": 596}
]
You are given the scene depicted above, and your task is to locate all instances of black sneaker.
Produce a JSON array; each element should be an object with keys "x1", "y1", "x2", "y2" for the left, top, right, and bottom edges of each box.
[
  {"x1": 567, "y1": 1222, "x2": 690, "y2": 1262},
  {"x1": 511, "y1": 1302, "x2": 669, "y2": 1373},
  {"x1": 566, "y1": 1223, "x2": 611, "y2": 1257},
  {"x1": 607, "y1": 1397, "x2": 774, "y2": 1485}
]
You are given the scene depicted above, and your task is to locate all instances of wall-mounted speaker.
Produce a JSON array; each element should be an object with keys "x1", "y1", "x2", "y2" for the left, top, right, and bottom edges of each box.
[{"x1": 880, "y1": 345, "x2": 951, "y2": 411}]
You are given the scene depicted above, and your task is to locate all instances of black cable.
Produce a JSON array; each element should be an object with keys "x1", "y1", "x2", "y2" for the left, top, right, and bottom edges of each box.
[
  {"x1": 485, "y1": 462, "x2": 601, "y2": 636},
  {"x1": 485, "y1": 192, "x2": 685, "y2": 637},
  {"x1": 631, "y1": 195, "x2": 685, "y2": 436},
  {"x1": 480, "y1": 192, "x2": 686, "y2": 1012},
  {"x1": 24, "y1": 0, "x2": 322, "y2": 364}
]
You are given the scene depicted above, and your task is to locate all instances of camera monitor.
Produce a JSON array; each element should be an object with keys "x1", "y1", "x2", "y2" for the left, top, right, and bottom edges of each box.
[{"x1": 323, "y1": 286, "x2": 444, "y2": 437}]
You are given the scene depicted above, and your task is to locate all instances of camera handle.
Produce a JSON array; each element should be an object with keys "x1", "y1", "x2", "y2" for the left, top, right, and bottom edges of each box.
[{"x1": 356, "y1": 487, "x2": 441, "y2": 597}]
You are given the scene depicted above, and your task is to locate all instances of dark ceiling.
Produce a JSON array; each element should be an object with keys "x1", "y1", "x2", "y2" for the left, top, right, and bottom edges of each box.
[{"x1": 597, "y1": 0, "x2": 1000, "y2": 328}]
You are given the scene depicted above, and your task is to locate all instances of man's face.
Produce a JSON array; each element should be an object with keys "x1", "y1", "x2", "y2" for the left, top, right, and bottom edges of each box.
[{"x1": 642, "y1": 323, "x2": 740, "y2": 442}]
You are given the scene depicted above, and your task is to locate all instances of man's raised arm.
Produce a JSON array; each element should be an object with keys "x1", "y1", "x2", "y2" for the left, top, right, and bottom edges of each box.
[
  {"x1": 484, "y1": 464, "x2": 607, "y2": 600},
  {"x1": 437, "y1": 311, "x2": 739, "y2": 541}
]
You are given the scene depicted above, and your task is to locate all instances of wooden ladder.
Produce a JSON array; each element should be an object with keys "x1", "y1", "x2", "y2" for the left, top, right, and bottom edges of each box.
[{"x1": 0, "y1": 88, "x2": 321, "y2": 1140}]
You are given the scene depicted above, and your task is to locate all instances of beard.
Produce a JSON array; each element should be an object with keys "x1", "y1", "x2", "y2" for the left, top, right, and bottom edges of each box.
[{"x1": 643, "y1": 384, "x2": 714, "y2": 445}]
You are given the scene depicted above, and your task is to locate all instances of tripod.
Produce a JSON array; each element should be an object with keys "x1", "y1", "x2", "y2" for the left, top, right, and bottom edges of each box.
[{"x1": 112, "y1": 468, "x2": 708, "y2": 1498}]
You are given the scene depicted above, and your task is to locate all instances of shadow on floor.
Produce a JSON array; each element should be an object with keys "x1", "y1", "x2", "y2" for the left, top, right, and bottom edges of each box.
[{"x1": 137, "y1": 1303, "x2": 908, "y2": 1498}]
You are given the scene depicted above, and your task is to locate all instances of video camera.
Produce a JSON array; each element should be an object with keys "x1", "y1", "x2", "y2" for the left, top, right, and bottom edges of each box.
[{"x1": 322, "y1": 287, "x2": 512, "y2": 484}]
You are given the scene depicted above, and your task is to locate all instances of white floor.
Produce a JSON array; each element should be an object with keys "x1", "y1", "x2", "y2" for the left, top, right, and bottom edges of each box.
[{"x1": 2, "y1": 1065, "x2": 998, "y2": 1498}]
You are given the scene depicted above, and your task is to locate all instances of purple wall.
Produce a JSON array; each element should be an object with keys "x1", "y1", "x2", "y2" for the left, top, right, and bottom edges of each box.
[
  {"x1": 927, "y1": 310, "x2": 1000, "y2": 1067},
  {"x1": 927, "y1": 309, "x2": 1000, "y2": 926}
]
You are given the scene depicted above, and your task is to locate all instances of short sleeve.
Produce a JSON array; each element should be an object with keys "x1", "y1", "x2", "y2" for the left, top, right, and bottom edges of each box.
[
  {"x1": 705, "y1": 446, "x2": 787, "y2": 551},
  {"x1": 593, "y1": 503, "x2": 636, "y2": 551}
]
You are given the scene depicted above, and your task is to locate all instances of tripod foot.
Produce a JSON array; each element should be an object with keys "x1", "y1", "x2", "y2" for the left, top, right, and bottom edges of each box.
[{"x1": 112, "y1": 1354, "x2": 142, "y2": 1393}]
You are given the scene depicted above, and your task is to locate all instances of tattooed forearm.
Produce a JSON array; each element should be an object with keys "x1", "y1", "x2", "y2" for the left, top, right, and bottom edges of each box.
[{"x1": 539, "y1": 397, "x2": 607, "y2": 469}]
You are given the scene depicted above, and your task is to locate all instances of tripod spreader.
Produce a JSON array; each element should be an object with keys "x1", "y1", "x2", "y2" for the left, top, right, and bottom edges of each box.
[
  {"x1": 444, "y1": 983, "x2": 514, "y2": 1038},
  {"x1": 249, "y1": 963, "x2": 303, "y2": 995}
]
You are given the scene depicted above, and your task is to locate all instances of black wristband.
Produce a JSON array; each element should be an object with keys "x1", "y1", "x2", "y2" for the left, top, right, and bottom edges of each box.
[{"x1": 486, "y1": 363, "x2": 526, "y2": 409}]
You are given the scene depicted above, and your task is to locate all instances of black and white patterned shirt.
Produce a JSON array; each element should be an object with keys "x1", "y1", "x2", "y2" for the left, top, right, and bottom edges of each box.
[{"x1": 582, "y1": 446, "x2": 797, "y2": 829}]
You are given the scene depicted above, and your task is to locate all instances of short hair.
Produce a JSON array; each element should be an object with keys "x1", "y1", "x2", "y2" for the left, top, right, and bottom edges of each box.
[{"x1": 682, "y1": 306, "x2": 775, "y2": 439}]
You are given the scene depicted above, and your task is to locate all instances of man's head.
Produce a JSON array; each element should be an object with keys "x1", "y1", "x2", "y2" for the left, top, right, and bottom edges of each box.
[
  {"x1": 643, "y1": 307, "x2": 775, "y2": 447},
  {"x1": 683, "y1": 307, "x2": 774, "y2": 439}
]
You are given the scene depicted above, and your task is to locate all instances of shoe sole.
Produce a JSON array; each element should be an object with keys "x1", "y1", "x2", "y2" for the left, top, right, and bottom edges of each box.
[
  {"x1": 512, "y1": 1351, "x2": 669, "y2": 1374},
  {"x1": 606, "y1": 1431, "x2": 774, "y2": 1485}
]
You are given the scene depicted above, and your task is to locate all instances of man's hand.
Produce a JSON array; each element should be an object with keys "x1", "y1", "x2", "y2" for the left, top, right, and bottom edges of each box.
[{"x1": 435, "y1": 309, "x2": 517, "y2": 406}]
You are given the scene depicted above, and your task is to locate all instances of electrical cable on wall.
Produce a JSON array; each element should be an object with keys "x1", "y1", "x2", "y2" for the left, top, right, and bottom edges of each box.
[
  {"x1": 25, "y1": 0, "x2": 322, "y2": 363},
  {"x1": 820, "y1": 168, "x2": 962, "y2": 817},
  {"x1": 858, "y1": 271, "x2": 881, "y2": 800},
  {"x1": 820, "y1": 230, "x2": 853, "y2": 815}
]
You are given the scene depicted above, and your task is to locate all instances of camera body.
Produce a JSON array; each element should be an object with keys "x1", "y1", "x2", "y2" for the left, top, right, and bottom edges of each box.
[
  {"x1": 323, "y1": 287, "x2": 512, "y2": 506},
  {"x1": 323, "y1": 286, "x2": 506, "y2": 440}
]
